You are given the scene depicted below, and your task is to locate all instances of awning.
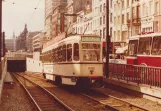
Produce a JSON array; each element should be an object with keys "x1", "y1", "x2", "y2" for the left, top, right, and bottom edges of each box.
[{"x1": 115, "y1": 46, "x2": 128, "y2": 54}]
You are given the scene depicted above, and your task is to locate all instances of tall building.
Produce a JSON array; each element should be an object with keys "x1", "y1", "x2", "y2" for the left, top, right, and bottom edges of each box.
[
  {"x1": 110, "y1": 0, "x2": 141, "y2": 48},
  {"x1": 52, "y1": 3, "x2": 67, "y2": 37},
  {"x1": 140, "y1": 0, "x2": 160, "y2": 33},
  {"x1": 44, "y1": 0, "x2": 67, "y2": 40},
  {"x1": 92, "y1": 0, "x2": 107, "y2": 41},
  {"x1": 32, "y1": 32, "x2": 44, "y2": 52},
  {"x1": 26, "y1": 31, "x2": 40, "y2": 52}
]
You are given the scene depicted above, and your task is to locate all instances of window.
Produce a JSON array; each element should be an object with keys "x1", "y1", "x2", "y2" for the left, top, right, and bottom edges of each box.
[
  {"x1": 67, "y1": 44, "x2": 72, "y2": 61},
  {"x1": 100, "y1": 30, "x2": 102, "y2": 37},
  {"x1": 118, "y1": 16, "x2": 120, "y2": 24},
  {"x1": 152, "y1": 37, "x2": 161, "y2": 55},
  {"x1": 127, "y1": 0, "x2": 129, "y2": 7},
  {"x1": 114, "y1": 17, "x2": 116, "y2": 25},
  {"x1": 54, "y1": 48, "x2": 58, "y2": 62},
  {"x1": 110, "y1": 13, "x2": 112, "y2": 23},
  {"x1": 62, "y1": 45, "x2": 66, "y2": 62},
  {"x1": 100, "y1": 17, "x2": 102, "y2": 25},
  {"x1": 128, "y1": 40, "x2": 138, "y2": 56},
  {"x1": 58, "y1": 46, "x2": 63, "y2": 62},
  {"x1": 103, "y1": 3, "x2": 106, "y2": 11},
  {"x1": 127, "y1": 12, "x2": 129, "y2": 20},
  {"x1": 82, "y1": 43, "x2": 100, "y2": 61},
  {"x1": 138, "y1": 37, "x2": 152, "y2": 55},
  {"x1": 73, "y1": 43, "x2": 79, "y2": 61},
  {"x1": 110, "y1": 0, "x2": 112, "y2": 8},
  {"x1": 122, "y1": 14, "x2": 124, "y2": 24},
  {"x1": 122, "y1": 0, "x2": 124, "y2": 9},
  {"x1": 137, "y1": 5, "x2": 140, "y2": 19},
  {"x1": 100, "y1": 5, "x2": 102, "y2": 12},
  {"x1": 103, "y1": 28, "x2": 106, "y2": 39},
  {"x1": 155, "y1": 2, "x2": 159, "y2": 15}
]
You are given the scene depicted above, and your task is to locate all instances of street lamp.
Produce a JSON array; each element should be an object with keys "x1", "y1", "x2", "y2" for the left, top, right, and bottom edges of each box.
[
  {"x1": 105, "y1": 0, "x2": 110, "y2": 78},
  {"x1": 0, "y1": 0, "x2": 2, "y2": 62}
]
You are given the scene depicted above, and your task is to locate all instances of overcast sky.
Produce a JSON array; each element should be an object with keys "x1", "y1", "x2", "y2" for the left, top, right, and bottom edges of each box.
[{"x1": 2, "y1": 0, "x2": 44, "y2": 38}]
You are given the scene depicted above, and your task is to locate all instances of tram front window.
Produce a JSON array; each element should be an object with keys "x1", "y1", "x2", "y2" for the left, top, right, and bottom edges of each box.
[
  {"x1": 128, "y1": 40, "x2": 138, "y2": 56},
  {"x1": 82, "y1": 43, "x2": 100, "y2": 61}
]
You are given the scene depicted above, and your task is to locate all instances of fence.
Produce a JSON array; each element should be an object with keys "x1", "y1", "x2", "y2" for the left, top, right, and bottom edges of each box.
[
  {"x1": 109, "y1": 63, "x2": 161, "y2": 88},
  {"x1": 0, "y1": 57, "x2": 6, "y2": 79}
]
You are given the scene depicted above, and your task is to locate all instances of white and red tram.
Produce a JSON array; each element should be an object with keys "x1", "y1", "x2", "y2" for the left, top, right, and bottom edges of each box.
[
  {"x1": 42, "y1": 35, "x2": 103, "y2": 86},
  {"x1": 127, "y1": 33, "x2": 161, "y2": 67}
]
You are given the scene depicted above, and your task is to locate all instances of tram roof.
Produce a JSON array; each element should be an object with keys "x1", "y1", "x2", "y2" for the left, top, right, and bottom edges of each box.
[
  {"x1": 129, "y1": 33, "x2": 161, "y2": 40},
  {"x1": 42, "y1": 34, "x2": 100, "y2": 53}
]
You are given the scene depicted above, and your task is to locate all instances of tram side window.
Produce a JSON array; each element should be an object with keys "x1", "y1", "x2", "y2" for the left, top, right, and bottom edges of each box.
[
  {"x1": 67, "y1": 44, "x2": 72, "y2": 61},
  {"x1": 52, "y1": 49, "x2": 55, "y2": 62},
  {"x1": 62, "y1": 45, "x2": 66, "y2": 62},
  {"x1": 73, "y1": 43, "x2": 79, "y2": 61},
  {"x1": 58, "y1": 46, "x2": 63, "y2": 62},
  {"x1": 49, "y1": 50, "x2": 52, "y2": 63},
  {"x1": 128, "y1": 40, "x2": 138, "y2": 56},
  {"x1": 138, "y1": 37, "x2": 152, "y2": 55},
  {"x1": 152, "y1": 37, "x2": 161, "y2": 55},
  {"x1": 55, "y1": 48, "x2": 58, "y2": 62}
]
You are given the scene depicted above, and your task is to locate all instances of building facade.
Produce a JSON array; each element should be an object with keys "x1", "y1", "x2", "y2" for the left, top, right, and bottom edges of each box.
[
  {"x1": 32, "y1": 32, "x2": 43, "y2": 52},
  {"x1": 26, "y1": 31, "x2": 40, "y2": 52},
  {"x1": 5, "y1": 38, "x2": 16, "y2": 51},
  {"x1": 111, "y1": 0, "x2": 140, "y2": 47},
  {"x1": 52, "y1": 4, "x2": 67, "y2": 37},
  {"x1": 16, "y1": 24, "x2": 28, "y2": 51},
  {"x1": 44, "y1": 0, "x2": 67, "y2": 40}
]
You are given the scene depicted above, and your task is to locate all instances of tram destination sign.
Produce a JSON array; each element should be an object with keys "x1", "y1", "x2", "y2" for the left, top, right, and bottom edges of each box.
[{"x1": 81, "y1": 36, "x2": 101, "y2": 42}]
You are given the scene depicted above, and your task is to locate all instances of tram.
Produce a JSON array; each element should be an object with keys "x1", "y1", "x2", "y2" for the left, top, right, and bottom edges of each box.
[
  {"x1": 41, "y1": 34, "x2": 103, "y2": 86},
  {"x1": 127, "y1": 32, "x2": 161, "y2": 67}
]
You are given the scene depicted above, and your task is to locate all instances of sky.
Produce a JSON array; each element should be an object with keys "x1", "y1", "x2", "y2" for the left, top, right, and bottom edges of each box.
[{"x1": 2, "y1": 0, "x2": 44, "y2": 38}]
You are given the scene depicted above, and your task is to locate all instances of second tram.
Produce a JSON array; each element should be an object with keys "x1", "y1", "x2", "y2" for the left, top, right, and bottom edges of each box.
[
  {"x1": 42, "y1": 34, "x2": 103, "y2": 86},
  {"x1": 127, "y1": 33, "x2": 161, "y2": 67}
]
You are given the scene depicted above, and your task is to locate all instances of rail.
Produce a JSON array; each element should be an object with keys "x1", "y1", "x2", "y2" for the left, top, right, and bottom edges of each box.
[
  {"x1": 109, "y1": 63, "x2": 161, "y2": 88},
  {"x1": 13, "y1": 73, "x2": 73, "y2": 111}
]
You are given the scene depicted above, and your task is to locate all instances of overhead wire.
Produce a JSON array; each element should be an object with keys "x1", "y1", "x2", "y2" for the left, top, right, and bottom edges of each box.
[
  {"x1": 28, "y1": 0, "x2": 41, "y2": 26},
  {"x1": 5, "y1": 0, "x2": 43, "y2": 34}
]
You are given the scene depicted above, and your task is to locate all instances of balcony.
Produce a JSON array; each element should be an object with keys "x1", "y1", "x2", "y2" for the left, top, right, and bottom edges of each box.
[{"x1": 127, "y1": 18, "x2": 141, "y2": 26}]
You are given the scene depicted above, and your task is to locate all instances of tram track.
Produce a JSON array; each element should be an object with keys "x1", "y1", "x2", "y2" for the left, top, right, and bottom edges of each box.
[
  {"x1": 15, "y1": 72, "x2": 155, "y2": 111},
  {"x1": 81, "y1": 89, "x2": 149, "y2": 111},
  {"x1": 25, "y1": 73, "x2": 148, "y2": 110},
  {"x1": 13, "y1": 72, "x2": 111, "y2": 111},
  {"x1": 12, "y1": 73, "x2": 74, "y2": 111}
]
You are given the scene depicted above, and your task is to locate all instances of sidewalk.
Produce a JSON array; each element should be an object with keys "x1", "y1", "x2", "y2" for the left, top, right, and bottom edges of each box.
[
  {"x1": 0, "y1": 61, "x2": 7, "y2": 104},
  {"x1": 103, "y1": 77, "x2": 161, "y2": 104}
]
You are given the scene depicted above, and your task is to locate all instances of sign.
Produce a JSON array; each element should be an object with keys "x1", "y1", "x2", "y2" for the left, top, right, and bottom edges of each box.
[{"x1": 81, "y1": 37, "x2": 101, "y2": 42}]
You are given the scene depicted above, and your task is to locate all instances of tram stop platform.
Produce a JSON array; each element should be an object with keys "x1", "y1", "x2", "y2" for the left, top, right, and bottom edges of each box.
[
  {"x1": 103, "y1": 77, "x2": 161, "y2": 104},
  {"x1": 3, "y1": 72, "x2": 14, "y2": 89}
]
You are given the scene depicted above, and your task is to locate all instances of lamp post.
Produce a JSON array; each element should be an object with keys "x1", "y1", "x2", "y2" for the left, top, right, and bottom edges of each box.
[
  {"x1": 3, "y1": 32, "x2": 5, "y2": 56},
  {"x1": 105, "y1": 0, "x2": 110, "y2": 78},
  {"x1": 0, "y1": 0, "x2": 2, "y2": 62}
]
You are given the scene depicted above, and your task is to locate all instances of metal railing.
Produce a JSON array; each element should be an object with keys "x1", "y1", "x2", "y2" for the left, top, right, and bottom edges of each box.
[
  {"x1": 0, "y1": 57, "x2": 6, "y2": 79},
  {"x1": 109, "y1": 63, "x2": 161, "y2": 88}
]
